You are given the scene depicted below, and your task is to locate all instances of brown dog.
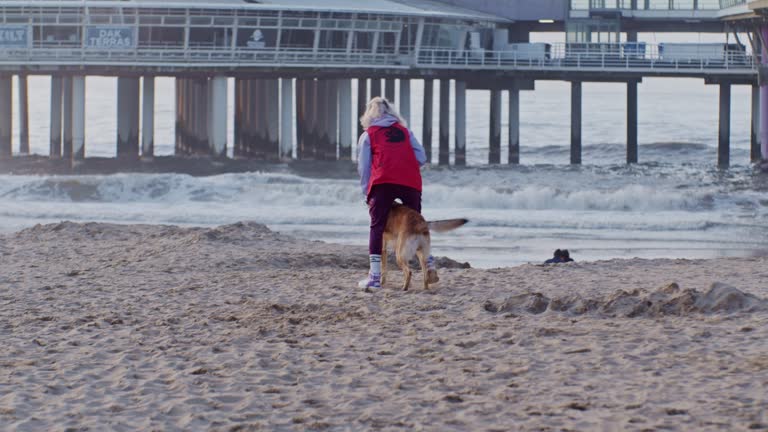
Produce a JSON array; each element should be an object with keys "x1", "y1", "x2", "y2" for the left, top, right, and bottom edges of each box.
[{"x1": 381, "y1": 203, "x2": 468, "y2": 291}]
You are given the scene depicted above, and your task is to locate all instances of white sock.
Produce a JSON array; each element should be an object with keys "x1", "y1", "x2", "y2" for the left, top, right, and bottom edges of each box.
[
  {"x1": 427, "y1": 255, "x2": 436, "y2": 270},
  {"x1": 369, "y1": 254, "x2": 381, "y2": 275}
]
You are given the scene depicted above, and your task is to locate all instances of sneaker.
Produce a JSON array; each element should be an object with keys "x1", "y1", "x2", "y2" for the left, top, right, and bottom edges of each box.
[{"x1": 358, "y1": 273, "x2": 381, "y2": 290}]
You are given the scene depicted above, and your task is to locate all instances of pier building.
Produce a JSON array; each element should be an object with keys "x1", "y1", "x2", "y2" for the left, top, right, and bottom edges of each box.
[{"x1": 0, "y1": 0, "x2": 762, "y2": 168}]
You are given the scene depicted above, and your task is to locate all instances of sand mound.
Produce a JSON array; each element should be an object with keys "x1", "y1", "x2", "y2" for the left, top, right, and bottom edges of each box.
[{"x1": 485, "y1": 282, "x2": 768, "y2": 317}]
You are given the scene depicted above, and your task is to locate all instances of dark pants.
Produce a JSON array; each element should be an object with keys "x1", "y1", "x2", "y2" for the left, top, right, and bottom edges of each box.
[{"x1": 368, "y1": 183, "x2": 422, "y2": 255}]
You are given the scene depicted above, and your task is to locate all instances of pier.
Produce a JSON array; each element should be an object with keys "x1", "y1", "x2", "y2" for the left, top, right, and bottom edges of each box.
[{"x1": 0, "y1": 0, "x2": 764, "y2": 168}]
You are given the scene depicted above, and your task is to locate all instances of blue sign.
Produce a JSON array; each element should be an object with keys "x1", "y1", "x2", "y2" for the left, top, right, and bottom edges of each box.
[
  {"x1": 0, "y1": 26, "x2": 28, "y2": 48},
  {"x1": 86, "y1": 26, "x2": 135, "y2": 49}
]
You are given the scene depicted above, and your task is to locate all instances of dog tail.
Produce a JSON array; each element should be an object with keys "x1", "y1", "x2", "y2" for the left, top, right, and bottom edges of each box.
[{"x1": 427, "y1": 218, "x2": 468, "y2": 233}]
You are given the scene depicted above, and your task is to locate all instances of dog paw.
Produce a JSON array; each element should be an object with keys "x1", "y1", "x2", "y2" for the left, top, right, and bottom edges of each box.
[{"x1": 427, "y1": 269, "x2": 439, "y2": 284}]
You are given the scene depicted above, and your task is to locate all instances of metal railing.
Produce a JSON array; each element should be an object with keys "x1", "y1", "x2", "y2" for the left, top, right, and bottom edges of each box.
[
  {"x1": 0, "y1": 43, "x2": 756, "y2": 74},
  {"x1": 416, "y1": 43, "x2": 756, "y2": 72},
  {"x1": 570, "y1": 0, "x2": 746, "y2": 9}
]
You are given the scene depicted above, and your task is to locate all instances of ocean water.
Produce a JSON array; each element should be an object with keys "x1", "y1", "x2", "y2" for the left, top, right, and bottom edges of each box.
[{"x1": 1, "y1": 75, "x2": 767, "y2": 269}]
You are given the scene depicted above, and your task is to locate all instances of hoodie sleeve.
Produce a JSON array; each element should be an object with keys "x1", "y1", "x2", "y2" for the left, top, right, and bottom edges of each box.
[
  {"x1": 409, "y1": 130, "x2": 427, "y2": 167},
  {"x1": 357, "y1": 132, "x2": 372, "y2": 199}
]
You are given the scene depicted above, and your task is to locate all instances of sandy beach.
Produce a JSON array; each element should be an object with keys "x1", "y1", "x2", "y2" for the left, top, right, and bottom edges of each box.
[{"x1": 1, "y1": 221, "x2": 767, "y2": 431}]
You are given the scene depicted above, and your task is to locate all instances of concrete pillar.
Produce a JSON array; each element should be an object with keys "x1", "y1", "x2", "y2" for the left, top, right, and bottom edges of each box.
[
  {"x1": 265, "y1": 78, "x2": 280, "y2": 160},
  {"x1": 761, "y1": 26, "x2": 768, "y2": 160},
  {"x1": 316, "y1": 80, "x2": 330, "y2": 160},
  {"x1": 438, "y1": 79, "x2": 450, "y2": 165},
  {"x1": 210, "y1": 76, "x2": 227, "y2": 157},
  {"x1": 327, "y1": 79, "x2": 339, "y2": 160},
  {"x1": 338, "y1": 78, "x2": 352, "y2": 160},
  {"x1": 280, "y1": 78, "x2": 294, "y2": 160},
  {"x1": 357, "y1": 78, "x2": 368, "y2": 140},
  {"x1": 18, "y1": 75, "x2": 29, "y2": 154},
  {"x1": 142, "y1": 76, "x2": 155, "y2": 158},
  {"x1": 423, "y1": 79, "x2": 434, "y2": 163},
  {"x1": 752, "y1": 85, "x2": 761, "y2": 163},
  {"x1": 117, "y1": 77, "x2": 140, "y2": 158},
  {"x1": 489, "y1": 89, "x2": 502, "y2": 164},
  {"x1": 571, "y1": 81, "x2": 582, "y2": 165},
  {"x1": 508, "y1": 82, "x2": 520, "y2": 165},
  {"x1": 295, "y1": 79, "x2": 307, "y2": 159},
  {"x1": 233, "y1": 79, "x2": 242, "y2": 157},
  {"x1": 399, "y1": 79, "x2": 411, "y2": 125},
  {"x1": 0, "y1": 77, "x2": 10, "y2": 158},
  {"x1": 385, "y1": 78, "x2": 396, "y2": 102},
  {"x1": 195, "y1": 78, "x2": 210, "y2": 155},
  {"x1": 50, "y1": 76, "x2": 63, "y2": 158},
  {"x1": 370, "y1": 78, "x2": 382, "y2": 99},
  {"x1": 174, "y1": 78, "x2": 185, "y2": 155},
  {"x1": 62, "y1": 77, "x2": 73, "y2": 158},
  {"x1": 627, "y1": 80, "x2": 638, "y2": 164},
  {"x1": 307, "y1": 79, "x2": 319, "y2": 159},
  {"x1": 71, "y1": 76, "x2": 85, "y2": 160},
  {"x1": 718, "y1": 83, "x2": 731, "y2": 168},
  {"x1": 454, "y1": 80, "x2": 466, "y2": 166}
]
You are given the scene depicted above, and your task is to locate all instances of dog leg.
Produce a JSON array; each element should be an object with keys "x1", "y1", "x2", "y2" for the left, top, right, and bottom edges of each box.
[
  {"x1": 381, "y1": 237, "x2": 388, "y2": 287},
  {"x1": 397, "y1": 237, "x2": 411, "y2": 291},
  {"x1": 417, "y1": 250, "x2": 429, "y2": 290}
]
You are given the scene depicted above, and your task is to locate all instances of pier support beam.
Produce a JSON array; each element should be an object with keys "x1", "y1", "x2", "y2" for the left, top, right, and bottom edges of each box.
[
  {"x1": 0, "y1": 76, "x2": 10, "y2": 158},
  {"x1": 718, "y1": 83, "x2": 731, "y2": 168},
  {"x1": 357, "y1": 78, "x2": 367, "y2": 140},
  {"x1": 399, "y1": 79, "x2": 411, "y2": 125},
  {"x1": 423, "y1": 79, "x2": 434, "y2": 162},
  {"x1": 266, "y1": 78, "x2": 280, "y2": 160},
  {"x1": 18, "y1": 75, "x2": 29, "y2": 154},
  {"x1": 752, "y1": 85, "x2": 760, "y2": 163},
  {"x1": 385, "y1": 78, "x2": 396, "y2": 103},
  {"x1": 571, "y1": 81, "x2": 582, "y2": 165},
  {"x1": 175, "y1": 78, "x2": 186, "y2": 155},
  {"x1": 627, "y1": 80, "x2": 639, "y2": 164},
  {"x1": 761, "y1": 26, "x2": 768, "y2": 160},
  {"x1": 508, "y1": 82, "x2": 520, "y2": 164},
  {"x1": 280, "y1": 78, "x2": 294, "y2": 160},
  {"x1": 489, "y1": 89, "x2": 502, "y2": 164},
  {"x1": 209, "y1": 76, "x2": 227, "y2": 158},
  {"x1": 439, "y1": 79, "x2": 450, "y2": 165},
  {"x1": 62, "y1": 77, "x2": 73, "y2": 158},
  {"x1": 338, "y1": 78, "x2": 352, "y2": 160},
  {"x1": 117, "y1": 77, "x2": 140, "y2": 158},
  {"x1": 50, "y1": 76, "x2": 63, "y2": 158},
  {"x1": 454, "y1": 80, "x2": 466, "y2": 166},
  {"x1": 141, "y1": 76, "x2": 155, "y2": 158},
  {"x1": 71, "y1": 76, "x2": 86, "y2": 161},
  {"x1": 370, "y1": 78, "x2": 382, "y2": 99}
]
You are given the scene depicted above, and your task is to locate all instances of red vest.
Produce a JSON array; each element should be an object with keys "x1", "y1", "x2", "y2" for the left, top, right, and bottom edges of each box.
[{"x1": 366, "y1": 123, "x2": 422, "y2": 195}]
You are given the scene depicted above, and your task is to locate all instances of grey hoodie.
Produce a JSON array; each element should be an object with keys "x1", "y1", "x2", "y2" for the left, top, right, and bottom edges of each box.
[{"x1": 356, "y1": 114, "x2": 427, "y2": 198}]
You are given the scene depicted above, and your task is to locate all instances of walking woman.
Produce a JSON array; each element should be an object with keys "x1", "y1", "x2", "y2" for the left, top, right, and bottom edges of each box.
[{"x1": 357, "y1": 96, "x2": 436, "y2": 289}]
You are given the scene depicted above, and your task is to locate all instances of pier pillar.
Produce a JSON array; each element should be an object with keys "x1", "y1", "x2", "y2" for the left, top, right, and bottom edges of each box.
[
  {"x1": 295, "y1": 79, "x2": 307, "y2": 159},
  {"x1": 266, "y1": 78, "x2": 280, "y2": 160},
  {"x1": 338, "y1": 78, "x2": 352, "y2": 160},
  {"x1": 316, "y1": 80, "x2": 330, "y2": 160},
  {"x1": 423, "y1": 79, "x2": 434, "y2": 162},
  {"x1": 571, "y1": 81, "x2": 582, "y2": 165},
  {"x1": 296, "y1": 79, "x2": 319, "y2": 159},
  {"x1": 196, "y1": 78, "x2": 210, "y2": 155},
  {"x1": 0, "y1": 76, "x2": 10, "y2": 158},
  {"x1": 399, "y1": 79, "x2": 411, "y2": 125},
  {"x1": 71, "y1": 76, "x2": 86, "y2": 161},
  {"x1": 174, "y1": 78, "x2": 186, "y2": 155},
  {"x1": 62, "y1": 77, "x2": 73, "y2": 158},
  {"x1": 385, "y1": 78, "x2": 396, "y2": 103},
  {"x1": 141, "y1": 76, "x2": 155, "y2": 158},
  {"x1": 509, "y1": 82, "x2": 520, "y2": 164},
  {"x1": 454, "y1": 80, "x2": 466, "y2": 166},
  {"x1": 50, "y1": 76, "x2": 63, "y2": 158},
  {"x1": 752, "y1": 85, "x2": 760, "y2": 163},
  {"x1": 280, "y1": 78, "x2": 294, "y2": 160},
  {"x1": 210, "y1": 76, "x2": 227, "y2": 158},
  {"x1": 357, "y1": 78, "x2": 368, "y2": 139},
  {"x1": 18, "y1": 75, "x2": 29, "y2": 154},
  {"x1": 439, "y1": 79, "x2": 450, "y2": 165},
  {"x1": 370, "y1": 78, "x2": 382, "y2": 99},
  {"x1": 627, "y1": 80, "x2": 638, "y2": 164},
  {"x1": 489, "y1": 89, "x2": 502, "y2": 164},
  {"x1": 761, "y1": 26, "x2": 768, "y2": 160},
  {"x1": 117, "y1": 77, "x2": 140, "y2": 158},
  {"x1": 718, "y1": 83, "x2": 731, "y2": 168}
]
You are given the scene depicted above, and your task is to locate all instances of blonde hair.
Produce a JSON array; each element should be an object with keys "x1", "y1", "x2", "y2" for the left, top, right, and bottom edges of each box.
[{"x1": 359, "y1": 96, "x2": 407, "y2": 129}]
